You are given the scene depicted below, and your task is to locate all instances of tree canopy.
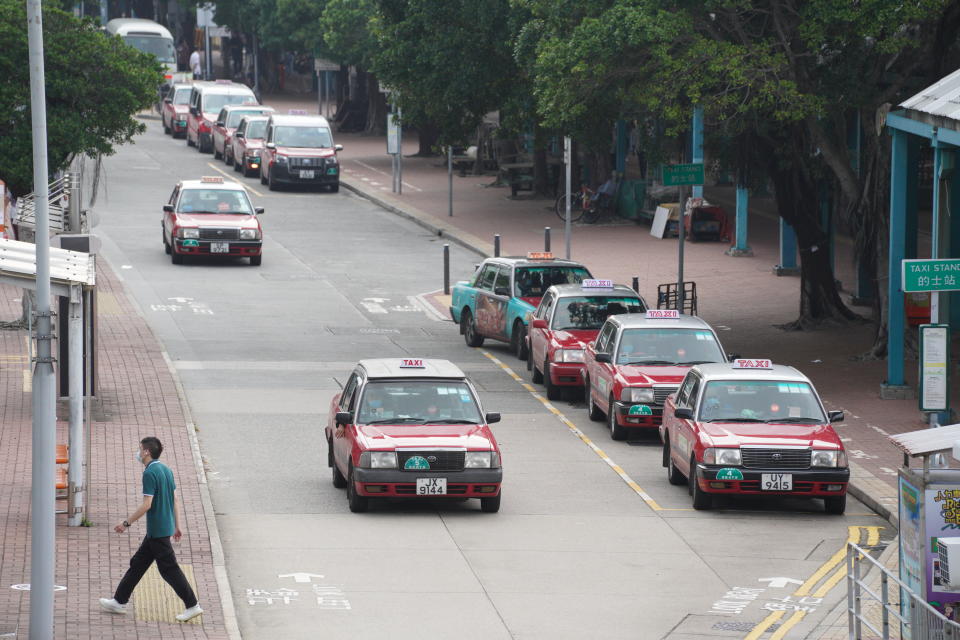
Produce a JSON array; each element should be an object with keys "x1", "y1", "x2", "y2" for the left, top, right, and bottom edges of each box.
[{"x1": 0, "y1": 0, "x2": 161, "y2": 197}]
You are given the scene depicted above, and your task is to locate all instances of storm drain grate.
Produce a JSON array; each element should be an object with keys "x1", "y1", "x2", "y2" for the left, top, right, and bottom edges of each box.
[{"x1": 712, "y1": 621, "x2": 780, "y2": 632}]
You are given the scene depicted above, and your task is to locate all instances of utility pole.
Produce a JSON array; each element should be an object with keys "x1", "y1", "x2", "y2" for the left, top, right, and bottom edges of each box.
[{"x1": 27, "y1": 0, "x2": 57, "y2": 637}]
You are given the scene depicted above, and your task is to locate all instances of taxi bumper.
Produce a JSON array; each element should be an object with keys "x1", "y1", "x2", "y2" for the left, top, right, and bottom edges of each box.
[
  {"x1": 171, "y1": 118, "x2": 187, "y2": 134},
  {"x1": 270, "y1": 163, "x2": 340, "y2": 185},
  {"x1": 612, "y1": 401, "x2": 663, "y2": 428},
  {"x1": 174, "y1": 239, "x2": 262, "y2": 257},
  {"x1": 352, "y1": 468, "x2": 502, "y2": 497},
  {"x1": 694, "y1": 464, "x2": 849, "y2": 496},
  {"x1": 548, "y1": 362, "x2": 584, "y2": 386}
]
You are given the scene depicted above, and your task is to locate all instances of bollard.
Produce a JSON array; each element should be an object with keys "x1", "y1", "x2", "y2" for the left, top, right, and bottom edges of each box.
[
  {"x1": 494, "y1": 234, "x2": 501, "y2": 257},
  {"x1": 632, "y1": 277, "x2": 639, "y2": 293},
  {"x1": 544, "y1": 227, "x2": 551, "y2": 252},
  {"x1": 443, "y1": 244, "x2": 450, "y2": 295}
]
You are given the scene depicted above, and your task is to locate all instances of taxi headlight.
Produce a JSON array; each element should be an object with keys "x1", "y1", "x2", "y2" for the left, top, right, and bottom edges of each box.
[
  {"x1": 327, "y1": 156, "x2": 338, "y2": 165},
  {"x1": 465, "y1": 452, "x2": 495, "y2": 469},
  {"x1": 239, "y1": 228, "x2": 260, "y2": 240},
  {"x1": 178, "y1": 228, "x2": 199, "y2": 239},
  {"x1": 621, "y1": 387, "x2": 654, "y2": 403},
  {"x1": 244, "y1": 150, "x2": 259, "y2": 158},
  {"x1": 276, "y1": 154, "x2": 288, "y2": 164},
  {"x1": 703, "y1": 448, "x2": 741, "y2": 466},
  {"x1": 811, "y1": 449, "x2": 845, "y2": 468},
  {"x1": 359, "y1": 451, "x2": 397, "y2": 469},
  {"x1": 554, "y1": 349, "x2": 584, "y2": 363}
]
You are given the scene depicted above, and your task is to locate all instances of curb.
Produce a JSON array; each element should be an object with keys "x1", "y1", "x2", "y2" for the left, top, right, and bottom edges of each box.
[
  {"x1": 340, "y1": 176, "x2": 491, "y2": 258},
  {"x1": 342, "y1": 175, "x2": 902, "y2": 532}
]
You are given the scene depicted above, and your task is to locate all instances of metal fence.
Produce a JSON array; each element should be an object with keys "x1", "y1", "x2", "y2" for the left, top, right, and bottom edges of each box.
[
  {"x1": 14, "y1": 172, "x2": 75, "y2": 233},
  {"x1": 847, "y1": 542, "x2": 960, "y2": 639}
]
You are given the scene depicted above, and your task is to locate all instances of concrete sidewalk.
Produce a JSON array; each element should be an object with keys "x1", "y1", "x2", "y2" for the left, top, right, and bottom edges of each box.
[{"x1": 0, "y1": 262, "x2": 235, "y2": 638}]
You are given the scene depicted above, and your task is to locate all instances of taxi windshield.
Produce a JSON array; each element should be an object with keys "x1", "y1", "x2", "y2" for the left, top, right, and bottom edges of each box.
[
  {"x1": 616, "y1": 328, "x2": 725, "y2": 365},
  {"x1": 246, "y1": 121, "x2": 267, "y2": 139},
  {"x1": 698, "y1": 380, "x2": 826, "y2": 423},
  {"x1": 177, "y1": 188, "x2": 253, "y2": 214},
  {"x1": 202, "y1": 93, "x2": 255, "y2": 114},
  {"x1": 226, "y1": 109, "x2": 266, "y2": 128},
  {"x1": 355, "y1": 381, "x2": 482, "y2": 425},
  {"x1": 552, "y1": 296, "x2": 646, "y2": 330},
  {"x1": 172, "y1": 88, "x2": 191, "y2": 105},
  {"x1": 273, "y1": 126, "x2": 333, "y2": 148},
  {"x1": 515, "y1": 266, "x2": 590, "y2": 298}
]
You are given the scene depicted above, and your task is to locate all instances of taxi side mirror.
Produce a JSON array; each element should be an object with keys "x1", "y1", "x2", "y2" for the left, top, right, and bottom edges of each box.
[
  {"x1": 164, "y1": 97, "x2": 172, "y2": 104},
  {"x1": 334, "y1": 144, "x2": 343, "y2": 152},
  {"x1": 266, "y1": 142, "x2": 276, "y2": 149},
  {"x1": 235, "y1": 131, "x2": 244, "y2": 138},
  {"x1": 494, "y1": 287, "x2": 510, "y2": 297},
  {"x1": 216, "y1": 120, "x2": 224, "y2": 127},
  {"x1": 190, "y1": 106, "x2": 198, "y2": 116},
  {"x1": 335, "y1": 411, "x2": 352, "y2": 426},
  {"x1": 595, "y1": 353, "x2": 611, "y2": 364},
  {"x1": 674, "y1": 407, "x2": 694, "y2": 420},
  {"x1": 531, "y1": 318, "x2": 548, "y2": 330},
  {"x1": 485, "y1": 412, "x2": 501, "y2": 424},
  {"x1": 254, "y1": 207, "x2": 264, "y2": 214},
  {"x1": 828, "y1": 410, "x2": 844, "y2": 423},
  {"x1": 162, "y1": 204, "x2": 174, "y2": 213},
  {"x1": 727, "y1": 353, "x2": 741, "y2": 362}
]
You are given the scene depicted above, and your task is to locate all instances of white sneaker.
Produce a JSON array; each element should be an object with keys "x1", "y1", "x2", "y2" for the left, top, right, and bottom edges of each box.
[
  {"x1": 176, "y1": 604, "x2": 203, "y2": 622},
  {"x1": 99, "y1": 598, "x2": 127, "y2": 614}
]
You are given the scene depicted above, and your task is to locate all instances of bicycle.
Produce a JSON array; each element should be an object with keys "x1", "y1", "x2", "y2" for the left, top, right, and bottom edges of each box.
[{"x1": 554, "y1": 184, "x2": 595, "y2": 223}]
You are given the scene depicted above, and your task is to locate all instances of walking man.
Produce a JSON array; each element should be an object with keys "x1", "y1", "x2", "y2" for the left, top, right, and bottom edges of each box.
[
  {"x1": 99, "y1": 437, "x2": 203, "y2": 622},
  {"x1": 190, "y1": 49, "x2": 202, "y2": 80}
]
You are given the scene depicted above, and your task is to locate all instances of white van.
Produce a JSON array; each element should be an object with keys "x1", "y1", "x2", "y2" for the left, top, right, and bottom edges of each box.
[{"x1": 105, "y1": 18, "x2": 177, "y2": 81}]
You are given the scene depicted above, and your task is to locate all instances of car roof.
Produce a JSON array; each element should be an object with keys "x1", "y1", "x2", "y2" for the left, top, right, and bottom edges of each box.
[
  {"x1": 178, "y1": 178, "x2": 247, "y2": 192},
  {"x1": 170, "y1": 83, "x2": 192, "y2": 91},
  {"x1": 195, "y1": 83, "x2": 256, "y2": 96},
  {"x1": 220, "y1": 104, "x2": 273, "y2": 112},
  {"x1": 612, "y1": 313, "x2": 714, "y2": 331},
  {"x1": 487, "y1": 256, "x2": 588, "y2": 269},
  {"x1": 691, "y1": 363, "x2": 811, "y2": 383},
  {"x1": 550, "y1": 283, "x2": 639, "y2": 298},
  {"x1": 239, "y1": 115, "x2": 270, "y2": 124},
  {"x1": 359, "y1": 358, "x2": 466, "y2": 380},
  {"x1": 268, "y1": 114, "x2": 331, "y2": 127}
]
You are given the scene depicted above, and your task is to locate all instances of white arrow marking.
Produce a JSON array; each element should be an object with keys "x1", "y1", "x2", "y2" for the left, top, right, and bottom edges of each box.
[
  {"x1": 278, "y1": 573, "x2": 325, "y2": 584},
  {"x1": 758, "y1": 577, "x2": 803, "y2": 589},
  {"x1": 168, "y1": 297, "x2": 194, "y2": 303},
  {"x1": 361, "y1": 298, "x2": 389, "y2": 314}
]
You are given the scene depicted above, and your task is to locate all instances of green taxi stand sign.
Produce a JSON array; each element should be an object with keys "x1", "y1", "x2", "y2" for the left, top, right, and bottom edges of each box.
[
  {"x1": 628, "y1": 404, "x2": 653, "y2": 416},
  {"x1": 716, "y1": 468, "x2": 744, "y2": 481},
  {"x1": 182, "y1": 239, "x2": 199, "y2": 248},
  {"x1": 662, "y1": 163, "x2": 705, "y2": 187},
  {"x1": 901, "y1": 259, "x2": 960, "y2": 292}
]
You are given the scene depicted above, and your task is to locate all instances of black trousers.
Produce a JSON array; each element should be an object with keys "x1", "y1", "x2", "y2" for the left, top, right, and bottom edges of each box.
[{"x1": 114, "y1": 536, "x2": 198, "y2": 608}]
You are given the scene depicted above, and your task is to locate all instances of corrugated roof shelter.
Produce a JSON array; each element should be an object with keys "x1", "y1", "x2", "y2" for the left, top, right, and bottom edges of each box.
[
  {"x1": 0, "y1": 237, "x2": 95, "y2": 296},
  {"x1": 900, "y1": 67, "x2": 960, "y2": 126},
  {"x1": 889, "y1": 423, "x2": 960, "y2": 458}
]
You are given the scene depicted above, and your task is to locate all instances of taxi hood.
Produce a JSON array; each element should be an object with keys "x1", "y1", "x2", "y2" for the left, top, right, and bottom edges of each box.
[
  {"x1": 616, "y1": 365, "x2": 689, "y2": 386},
  {"x1": 244, "y1": 139, "x2": 265, "y2": 150},
  {"x1": 273, "y1": 146, "x2": 336, "y2": 158},
  {"x1": 699, "y1": 421, "x2": 843, "y2": 449},
  {"x1": 552, "y1": 329, "x2": 598, "y2": 348},
  {"x1": 355, "y1": 424, "x2": 496, "y2": 450},
  {"x1": 173, "y1": 105, "x2": 189, "y2": 114},
  {"x1": 175, "y1": 213, "x2": 258, "y2": 227}
]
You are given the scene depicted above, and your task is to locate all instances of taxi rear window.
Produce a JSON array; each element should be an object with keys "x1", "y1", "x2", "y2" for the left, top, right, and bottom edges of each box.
[
  {"x1": 617, "y1": 328, "x2": 724, "y2": 366},
  {"x1": 515, "y1": 266, "x2": 590, "y2": 298},
  {"x1": 355, "y1": 381, "x2": 482, "y2": 425},
  {"x1": 177, "y1": 188, "x2": 253, "y2": 214},
  {"x1": 698, "y1": 380, "x2": 825, "y2": 423},
  {"x1": 552, "y1": 296, "x2": 646, "y2": 330}
]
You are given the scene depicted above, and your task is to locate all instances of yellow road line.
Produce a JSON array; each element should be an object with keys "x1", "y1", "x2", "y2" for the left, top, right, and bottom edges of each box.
[
  {"x1": 206, "y1": 162, "x2": 264, "y2": 197},
  {"x1": 481, "y1": 350, "x2": 672, "y2": 512}
]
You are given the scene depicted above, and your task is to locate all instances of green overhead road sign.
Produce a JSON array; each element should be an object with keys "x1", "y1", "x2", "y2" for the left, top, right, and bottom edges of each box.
[
  {"x1": 902, "y1": 259, "x2": 960, "y2": 293},
  {"x1": 663, "y1": 163, "x2": 705, "y2": 186}
]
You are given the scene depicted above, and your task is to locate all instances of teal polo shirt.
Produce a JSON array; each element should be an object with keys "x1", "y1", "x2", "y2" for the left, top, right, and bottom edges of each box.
[{"x1": 142, "y1": 460, "x2": 176, "y2": 538}]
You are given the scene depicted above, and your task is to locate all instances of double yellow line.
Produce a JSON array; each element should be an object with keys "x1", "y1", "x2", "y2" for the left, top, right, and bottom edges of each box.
[{"x1": 744, "y1": 525, "x2": 883, "y2": 639}]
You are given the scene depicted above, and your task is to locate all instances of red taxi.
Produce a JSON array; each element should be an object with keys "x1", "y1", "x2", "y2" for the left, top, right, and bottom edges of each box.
[
  {"x1": 583, "y1": 311, "x2": 730, "y2": 440},
  {"x1": 230, "y1": 116, "x2": 269, "y2": 177},
  {"x1": 162, "y1": 176, "x2": 264, "y2": 266},
  {"x1": 185, "y1": 80, "x2": 257, "y2": 153},
  {"x1": 260, "y1": 112, "x2": 342, "y2": 192},
  {"x1": 326, "y1": 358, "x2": 503, "y2": 513},
  {"x1": 161, "y1": 84, "x2": 191, "y2": 138},
  {"x1": 527, "y1": 281, "x2": 646, "y2": 400},
  {"x1": 660, "y1": 360, "x2": 848, "y2": 513},
  {"x1": 212, "y1": 104, "x2": 275, "y2": 165}
]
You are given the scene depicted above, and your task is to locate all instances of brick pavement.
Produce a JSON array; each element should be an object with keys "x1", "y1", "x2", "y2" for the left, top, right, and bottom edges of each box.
[{"x1": 0, "y1": 262, "x2": 233, "y2": 638}]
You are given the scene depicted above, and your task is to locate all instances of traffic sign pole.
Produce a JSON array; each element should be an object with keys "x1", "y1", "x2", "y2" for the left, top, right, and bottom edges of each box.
[{"x1": 678, "y1": 184, "x2": 685, "y2": 311}]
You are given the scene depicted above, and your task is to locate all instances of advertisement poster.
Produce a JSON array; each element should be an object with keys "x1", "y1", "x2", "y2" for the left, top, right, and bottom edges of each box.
[
  {"x1": 925, "y1": 484, "x2": 960, "y2": 607},
  {"x1": 900, "y1": 475, "x2": 923, "y2": 638},
  {"x1": 920, "y1": 325, "x2": 949, "y2": 412}
]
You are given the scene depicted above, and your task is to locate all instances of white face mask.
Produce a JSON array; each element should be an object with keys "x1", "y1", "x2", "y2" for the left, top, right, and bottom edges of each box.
[{"x1": 135, "y1": 449, "x2": 144, "y2": 465}]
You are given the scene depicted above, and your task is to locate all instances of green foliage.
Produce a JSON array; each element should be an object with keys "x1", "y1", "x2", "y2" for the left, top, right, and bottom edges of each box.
[
  {"x1": 320, "y1": 0, "x2": 377, "y2": 67},
  {"x1": 0, "y1": 1, "x2": 161, "y2": 197}
]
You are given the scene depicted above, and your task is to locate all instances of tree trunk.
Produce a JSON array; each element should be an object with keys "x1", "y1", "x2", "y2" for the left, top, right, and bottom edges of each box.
[
  {"x1": 363, "y1": 73, "x2": 387, "y2": 135},
  {"x1": 415, "y1": 123, "x2": 440, "y2": 156}
]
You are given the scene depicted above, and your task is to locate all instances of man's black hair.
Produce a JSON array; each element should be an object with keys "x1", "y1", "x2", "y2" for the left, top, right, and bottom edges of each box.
[{"x1": 140, "y1": 437, "x2": 163, "y2": 460}]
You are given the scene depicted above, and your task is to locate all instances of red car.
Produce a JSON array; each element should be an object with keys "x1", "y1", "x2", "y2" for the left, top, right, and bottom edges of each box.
[
  {"x1": 161, "y1": 176, "x2": 264, "y2": 266},
  {"x1": 659, "y1": 361, "x2": 848, "y2": 513},
  {"x1": 161, "y1": 84, "x2": 191, "y2": 138},
  {"x1": 212, "y1": 104, "x2": 274, "y2": 165},
  {"x1": 583, "y1": 311, "x2": 730, "y2": 440},
  {"x1": 260, "y1": 113, "x2": 342, "y2": 192},
  {"x1": 326, "y1": 358, "x2": 503, "y2": 513},
  {"x1": 527, "y1": 281, "x2": 646, "y2": 400},
  {"x1": 186, "y1": 80, "x2": 256, "y2": 153},
  {"x1": 230, "y1": 115, "x2": 269, "y2": 177}
]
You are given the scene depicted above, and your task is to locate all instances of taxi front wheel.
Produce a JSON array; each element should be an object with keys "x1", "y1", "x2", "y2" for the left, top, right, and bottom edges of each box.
[
  {"x1": 689, "y1": 458, "x2": 712, "y2": 510},
  {"x1": 608, "y1": 396, "x2": 627, "y2": 440},
  {"x1": 824, "y1": 495, "x2": 846, "y2": 515},
  {"x1": 480, "y1": 492, "x2": 501, "y2": 513},
  {"x1": 664, "y1": 440, "x2": 685, "y2": 485},
  {"x1": 347, "y1": 465, "x2": 368, "y2": 513},
  {"x1": 330, "y1": 442, "x2": 347, "y2": 489}
]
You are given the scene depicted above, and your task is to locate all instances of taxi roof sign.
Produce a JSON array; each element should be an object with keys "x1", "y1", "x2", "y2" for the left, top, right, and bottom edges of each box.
[
  {"x1": 526, "y1": 251, "x2": 554, "y2": 260},
  {"x1": 646, "y1": 309, "x2": 680, "y2": 319},
  {"x1": 200, "y1": 176, "x2": 224, "y2": 183},
  {"x1": 399, "y1": 358, "x2": 425, "y2": 368},
  {"x1": 732, "y1": 359, "x2": 773, "y2": 369},
  {"x1": 287, "y1": 109, "x2": 309, "y2": 115},
  {"x1": 582, "y1": 279, "x2": 613, "y2": 289},
  {"x1": 215, "y1": 79, "x2": 233, "y2": 84}
]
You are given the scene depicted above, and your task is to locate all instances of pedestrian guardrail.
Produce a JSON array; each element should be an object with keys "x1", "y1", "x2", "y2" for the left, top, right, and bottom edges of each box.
[
  {"x1": 847, "y1": 541, "x2": 960, "y2": 639},
  {"x1": 15, "y1": 172, "x2": 79, "y2": 234}
]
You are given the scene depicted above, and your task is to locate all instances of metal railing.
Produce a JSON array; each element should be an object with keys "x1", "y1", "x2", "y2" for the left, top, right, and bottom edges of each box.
[
  {"x1": 14, "y1": 172, "x2": 74, "y2": 232},
  {"x1": 848, "y1": 541, "x2": 960, "y2": 639}
]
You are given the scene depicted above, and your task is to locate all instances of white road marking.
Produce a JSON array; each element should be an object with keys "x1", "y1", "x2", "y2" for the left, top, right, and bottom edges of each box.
[
  {"x1": 360, "y1": 298, "x2": 388, "y2": 314},
  {"x1": 278, "y1": 573, "x2": 324, "y2": 584},
  {"x1": 352, "y1": 160, "x2": 423, "y2": 191}
]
